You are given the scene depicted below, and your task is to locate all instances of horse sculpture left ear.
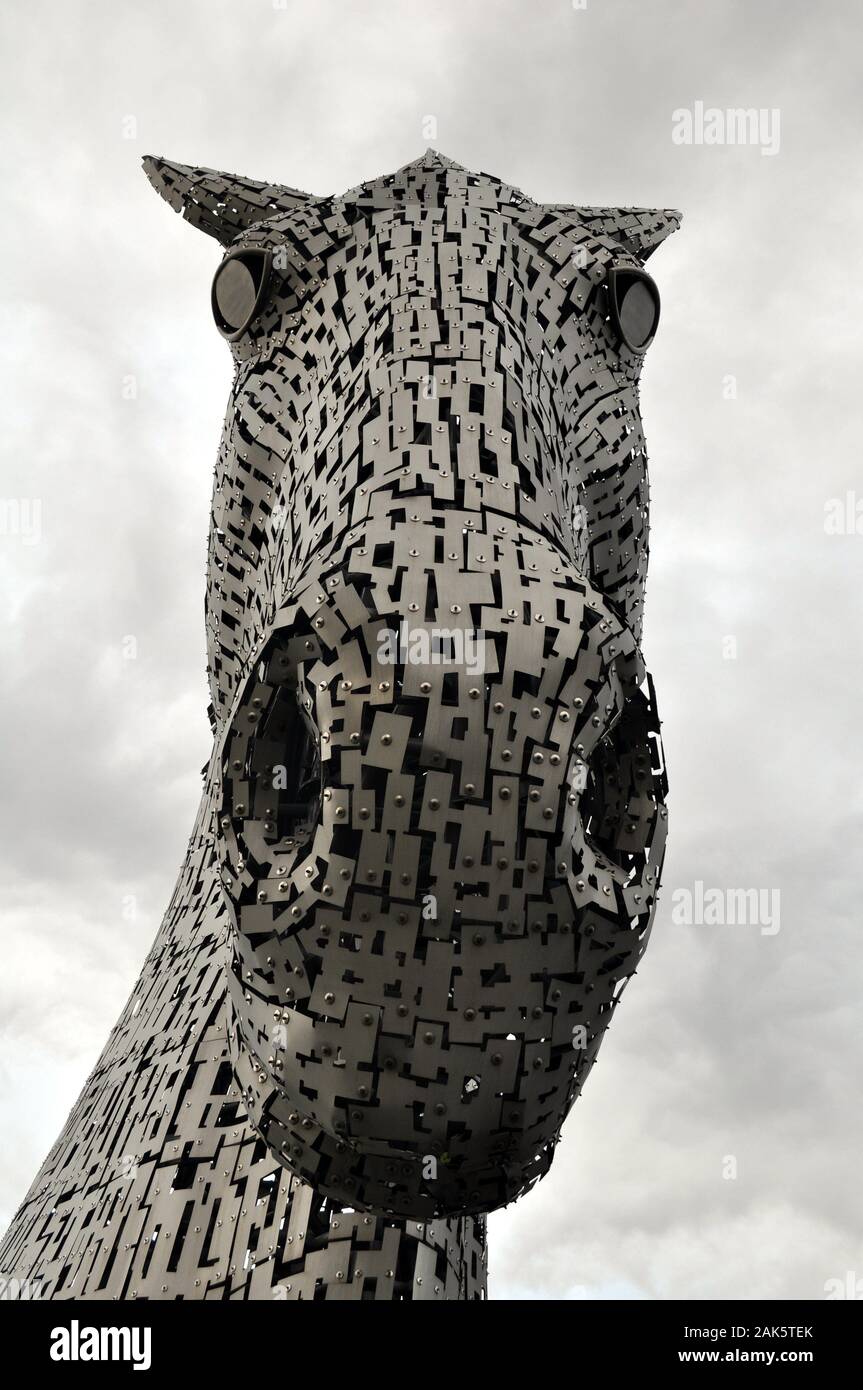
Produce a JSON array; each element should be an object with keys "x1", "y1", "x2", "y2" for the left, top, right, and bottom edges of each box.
[{"x1": 142, "y1": 155, "x2": 319, "y2": 244}]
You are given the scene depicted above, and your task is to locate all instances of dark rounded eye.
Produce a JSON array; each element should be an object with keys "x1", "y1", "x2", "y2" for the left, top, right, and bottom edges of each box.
[
  {"x1": 211, "y1": 249, "x2": 272, "y2": 339},
  {"x1": 608, "y1": 266, "x2": 660, "y2": 352}
]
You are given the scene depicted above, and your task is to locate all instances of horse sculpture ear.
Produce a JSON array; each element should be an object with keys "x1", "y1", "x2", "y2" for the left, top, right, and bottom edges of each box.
[
  {"x1": 142, "y1": 156, "x2": 319, "y2": 246},
  {"x1": 545, "y1": 204, "x2": 682, "y2": 261}
]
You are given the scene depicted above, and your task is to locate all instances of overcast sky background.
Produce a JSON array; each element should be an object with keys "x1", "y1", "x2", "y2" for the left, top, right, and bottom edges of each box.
[{"x1": 1, "y1": 0, "x2": 861, "y2": 1300}]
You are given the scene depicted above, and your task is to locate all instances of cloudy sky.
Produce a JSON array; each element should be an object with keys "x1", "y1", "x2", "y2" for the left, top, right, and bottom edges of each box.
[{"x1": 1, "y1": 0, "x2": 861, "y2": 1300}]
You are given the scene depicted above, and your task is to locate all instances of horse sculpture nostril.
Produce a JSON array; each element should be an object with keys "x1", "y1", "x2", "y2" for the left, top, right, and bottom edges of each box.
[
  {"x1": 579, "y1": 677, "x2": 666, "y2": 864},
  {"x1": 267, "y1": 692, "x2": 321, "y2": 844},
  {"x1": 221, "y1": 647, "x2": 320, "y2": 850}
]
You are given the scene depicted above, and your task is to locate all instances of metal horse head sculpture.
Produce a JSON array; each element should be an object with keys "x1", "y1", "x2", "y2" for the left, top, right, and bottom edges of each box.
[
  {"x1": 144, "y1": 149, "x2": 678, "y2": 1219},
  {"x1": 0, "y1": 152, "x2": 679, "y2": 1303}
]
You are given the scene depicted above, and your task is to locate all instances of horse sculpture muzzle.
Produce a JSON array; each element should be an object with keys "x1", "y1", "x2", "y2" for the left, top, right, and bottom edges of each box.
[{"x1": 144, "y1": 149, "x2": 679, "y2": 1220}]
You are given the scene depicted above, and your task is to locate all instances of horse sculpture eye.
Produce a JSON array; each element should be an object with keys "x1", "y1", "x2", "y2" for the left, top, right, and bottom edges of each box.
[
  {"x1": 211, "y1": 248, "x2": 272, "y2": 338},
  {"x1": 608, "y1": 265, "x2": 660, "y2": 352}
]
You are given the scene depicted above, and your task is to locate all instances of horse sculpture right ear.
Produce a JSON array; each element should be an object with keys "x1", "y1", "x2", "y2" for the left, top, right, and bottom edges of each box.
[
  {"x1": 544, "y1": 203, "x2": 682, "y2": 263},
  {"x1": 142, "y1": 155, "x2": 320, "y2": 245}
]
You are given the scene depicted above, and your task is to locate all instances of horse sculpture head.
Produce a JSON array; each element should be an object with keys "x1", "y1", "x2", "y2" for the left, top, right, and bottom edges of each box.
[{"x1": 144, "y1": 149, "x2": 679, "y2": 1220}]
